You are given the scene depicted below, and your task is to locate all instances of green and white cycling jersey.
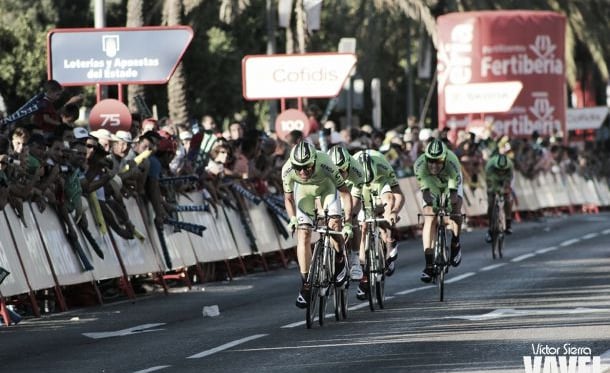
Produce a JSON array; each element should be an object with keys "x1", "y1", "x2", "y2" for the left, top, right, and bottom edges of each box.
[
  {"x1": 343, "y1": 155, "x2": 366, "y2": 199},
  {"x1": 282, "y1": 151, "x2": 346, "y2": 224},
  {"x1": 413, "y1": 148, "x2": 463, "y2": 198},
  {"x1": 353, "y1": 149, "x2": 399, "y2": 214},
  {"x1": 485, "y1": 154, "x2": 514, "y2": 194}
]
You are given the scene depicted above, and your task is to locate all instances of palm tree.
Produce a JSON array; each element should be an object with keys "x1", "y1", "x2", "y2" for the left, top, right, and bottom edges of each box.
[
  {"x1": 126, "y1": 0, "x2": 146, "y2": 115},
  {"x1": 164, "y1": 0, "x2": 189, "y2": 126}
]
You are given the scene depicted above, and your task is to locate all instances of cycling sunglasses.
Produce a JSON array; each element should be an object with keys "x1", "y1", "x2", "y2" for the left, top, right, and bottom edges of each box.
[{"x1": 293, "y1": 163, "x2": 314, "y2": 172}]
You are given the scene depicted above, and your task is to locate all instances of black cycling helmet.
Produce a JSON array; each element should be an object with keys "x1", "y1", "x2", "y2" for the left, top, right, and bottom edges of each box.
[
  {"x1": 425, "y1": 138, "x2": 447, "y2": 162},
  {"x1": 495, "y1": 154, "x2": 510, "y2": 170},
  {"x1": 328, "y1": 145, "x2": 350, "y2": 172},
  {"x1": 355, "y1": 151, "x2": 375, "y2": 184},
  {"x1": 290, "y1": 141, "x2": 317, "y2": 169}
]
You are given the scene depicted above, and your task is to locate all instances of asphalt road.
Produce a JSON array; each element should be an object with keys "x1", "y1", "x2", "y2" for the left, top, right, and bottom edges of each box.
[{"x1": 2, "y1": 212, "x2": 610, "y2": 373}]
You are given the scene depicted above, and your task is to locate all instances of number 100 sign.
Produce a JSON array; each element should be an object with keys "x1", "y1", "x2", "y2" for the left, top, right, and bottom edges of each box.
[{"x1": 89, "y1": 99, "x2": 133, "y2": 131}]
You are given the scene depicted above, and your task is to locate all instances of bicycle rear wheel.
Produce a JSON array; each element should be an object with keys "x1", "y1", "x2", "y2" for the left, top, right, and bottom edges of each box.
[
  {"x1": 306, "y1": 241, "x2": 323, "y2": 329},
  {"x1": 365, "y1": 233, "x2": 377, "y2": 311}
]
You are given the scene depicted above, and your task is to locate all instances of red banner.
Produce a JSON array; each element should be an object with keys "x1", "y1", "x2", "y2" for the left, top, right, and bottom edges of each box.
[{"x1": 437, "y1": 11, "x2": 566, "y2": 139}]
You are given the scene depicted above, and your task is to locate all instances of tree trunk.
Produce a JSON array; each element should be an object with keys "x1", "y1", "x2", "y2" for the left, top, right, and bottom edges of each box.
[
  {"x1": 164, "y1": 0, "x2": 189, "y2": 126},
  {"x1": 126, "y1": 0, "x2": 146, "y2": 115}
]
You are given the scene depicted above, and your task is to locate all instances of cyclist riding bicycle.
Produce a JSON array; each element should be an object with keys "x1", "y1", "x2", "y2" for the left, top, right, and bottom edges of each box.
[
  {"x1": 352, "y1": 149, "x2": 405, "y2": 300},
  {"x1": 328, "y1": 145, "x2": 366, "y2": 280},
  {"x1": 484, "y1": 153, "x2": 514, "y2": 243},
  {"x1": 414, "y1": 138, "x2": 463, "y2": 283},
  {"x1": 282, "y1": 141, "x2": 353, "y2": 309}
]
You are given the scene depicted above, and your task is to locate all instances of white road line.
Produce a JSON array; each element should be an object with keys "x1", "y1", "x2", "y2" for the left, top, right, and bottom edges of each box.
[
  {"x1": 480, "y1": 263, "x2": 507, "y2": 272},
  {"x1": 281, "y1": 320, "x2": 306, "y2": 328},
  {"x1": 559, "y1": 238, "x2": 581, "y2": 247},
  {"x1": 445, "y1": 272, "x2": 476, "y2": 284},
  {"x1": 132, "y1": 366, "x2": 171, "y2": 373},
  {"x1": 535, "y1": 246, "x2": 558, "y2": 254},
  {"x1": 187, "y1": 334, "x2": 268, "y2": 359},
  {"x1": 582, "y1": 232, "x2": 599, "y2": 240},
  {"x1": 394, "y1": 285, "x2": 434, "y2": 295},
  {"x1": 602, "y1": 229, "x2": 610, "y2": 235},
  {"x1": 511, "y1": 253, "x2": 536, "y2": 262}
]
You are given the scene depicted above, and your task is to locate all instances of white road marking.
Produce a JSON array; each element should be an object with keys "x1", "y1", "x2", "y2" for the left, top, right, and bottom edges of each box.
[
  {"x1": 132, "y1": 366, "x2": 171, "y2": 373},
  {"x1": 187, "y1": 334, "x2": 268, "y2": 359},
  {"x1": 559, "y1": 238, "x2": 581, "y2": 246},
  {"x1": 83, "y1": 323, "x2": 166, "y2": 339},
  {"x1": 447, "y1": 307, "x2": 610, "y2": 321},
  {"x1": 445, "y1": 272, "x2": 476, "y2": 284},
  {"x1": 600, "y1": 349, "x2": 610, "y2": 371},
  {"x1": 511, "y1": 253, "x2": 536, "y2": 262},
  {"x1": 394, "y1": 285, "x2": 434, "y2": 295},
  {"x1": 582, "y1": 232, "x2": 599, "y2": 240},
  {"x1": 535, "y1": 246, "x2": 557, "y2": 254},
  {"x1": 281, "y1": 320, "x2": 306, "y2": 328},
  {"x1": 480, "y1": 263, "x2": 507, "y2": 271},
  {"x1": 602, "y1": 229, "x2": 610, "y2": 235}
]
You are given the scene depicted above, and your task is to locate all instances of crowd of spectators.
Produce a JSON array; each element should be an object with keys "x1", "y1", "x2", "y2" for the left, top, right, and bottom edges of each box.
[{"x1": 2, "y1": 81, "x2": 610, "y2": 272}]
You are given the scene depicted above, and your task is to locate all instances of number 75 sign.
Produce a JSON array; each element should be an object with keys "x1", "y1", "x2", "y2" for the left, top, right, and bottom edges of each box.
[{"x1": 89, "y1": 98, "x2": 132, "y2": 131}]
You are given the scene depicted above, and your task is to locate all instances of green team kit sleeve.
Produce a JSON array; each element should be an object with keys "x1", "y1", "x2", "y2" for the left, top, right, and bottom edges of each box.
[
  {"x1": 281, "y1": 151, "x2": 346, "y2": 194},
  {"x1": 413, "y1": 149, "x2": 462, "y2": 193},
  {"x1": 345, "y1": 156, "x2": 365, "y2": 199}
]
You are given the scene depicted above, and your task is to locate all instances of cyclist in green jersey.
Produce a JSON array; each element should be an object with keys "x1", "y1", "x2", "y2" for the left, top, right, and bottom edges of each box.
[
  {"x1": 484, "y1": 153, "x2": 514, "y2": 242},
  {"x1": 413, "y1": 138, "x2": 463, "y2": 283},
  {"x1": 282, "y1": 141, "x2": 353, "y2": 309},
  {"x1": 353, "y1": 149, "x2": 405, "y2": 300},
  {"x1": 328, "y1": 145, "x2": 366, "y2": 280}
]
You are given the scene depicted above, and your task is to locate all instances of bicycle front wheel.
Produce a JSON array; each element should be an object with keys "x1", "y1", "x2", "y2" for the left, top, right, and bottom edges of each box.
[
  {"x1": 365, "y1": 232, "x2": 376, "y2": 311},
  {"x1": 436, "y1": 225, "x2": 447, "y2": 302},
  {"x1": 306, "y1": 241, "x2": 323, "y2": 329},
  {"x1": 375, "y1": 240, "x2": 386, "y2": 309}
]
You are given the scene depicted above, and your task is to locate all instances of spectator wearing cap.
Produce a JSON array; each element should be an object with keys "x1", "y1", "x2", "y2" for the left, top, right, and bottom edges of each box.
[
  {"x1": 90, "y1": 129, "x2": 117, "y2": 153},
  {"x1": 141, "y1": 118, "x2": 158, "y2": 134},
  {"x1": 112, "y1": 130, "x2": 133, "y2": 169}
]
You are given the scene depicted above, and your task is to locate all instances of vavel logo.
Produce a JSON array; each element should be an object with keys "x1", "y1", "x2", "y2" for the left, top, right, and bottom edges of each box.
[
  {"x1": 481, "y1": 35, "x2": 563, "y2": 77},
  {"x1": 490, "y1": 92, "x2": 562, "y2": 136},
  {"x1": 523, "y1": 343, "x2": 601, "y2": 373}
]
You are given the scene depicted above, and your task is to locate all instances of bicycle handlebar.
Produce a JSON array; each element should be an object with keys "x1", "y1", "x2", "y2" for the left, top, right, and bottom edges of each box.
[{"x1": 314, "y1": 228, "x2": 344, "y2": 236}]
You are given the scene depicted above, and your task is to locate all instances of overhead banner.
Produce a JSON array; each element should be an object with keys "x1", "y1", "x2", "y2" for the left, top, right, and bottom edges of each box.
[{"x1": 437, "y1": 11, "x2": 566, "y2": 139}]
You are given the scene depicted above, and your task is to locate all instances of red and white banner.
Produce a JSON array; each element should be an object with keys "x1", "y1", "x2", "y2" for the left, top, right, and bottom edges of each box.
[{"x1": 437, "y1": 11, "x2": 566, "y2": 139}]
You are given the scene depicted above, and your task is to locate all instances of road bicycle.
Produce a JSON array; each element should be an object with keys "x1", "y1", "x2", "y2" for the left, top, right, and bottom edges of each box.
[
  {"x1": 419, "y1": 194, "x2": 462, "y2": 302},
  {"x1": 305, "y1": 209, "x2": 349, "y2": 329},
  {"x1": 362, "y1": 214, "x2": 388, "y2": 311},
  {"x1": 360, "y1": 188, "x2": 392, "y2": 311},
  {"x1": 489, "y1": 192, "x2": 506, "y2": 259}
]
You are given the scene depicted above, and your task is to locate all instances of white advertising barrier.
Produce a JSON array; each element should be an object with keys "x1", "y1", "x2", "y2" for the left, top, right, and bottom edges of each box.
[
  {"x1": 139, "y1": 202, "x2": 180, "y2": 271},
  {"x1": 79, "y1": 207, "x2": 123, "y2": 281},
  {"x1": 579, "y1": 175, "x2": 602, "y2": 206},
  {"x1": 221, "y1": 206, "x2": 253, "y2": 258},
  {"x1": 593, "y1": 178, "x2": 610, "y2": 206},
  {"x1": 565, "y1": 174, "x2": 586, "y2": 206},
  {"x1": 532, "y1": 174, "x2": 553, "y2": 209},
  {"x1": 116, "y1": 198, "x2": 163, "y2": 276},
  {"x1": 163, "y1": 221, "x2": 197, "y2": 269},
  {"x1": 4, "y1": 207, "x2": 56, "y2": 291},
  {"x1": 247, "y1": 201, "x2": 282, "y2": 254},
  {"x1": 513, "y1": 173, "x2": 539, "y2": 211},
  {"x1": 29, "y1": 205, "x2": 94, "y2": 286},
  {"x1": 545, "y1": 173, "x2": 571, "y2": 208},
  {"x1": 0, "y1": 212, "x2": 31, "y2": 297},
  {"x1": 179, "y1": 193, "x2": 240, "y2": 263}
]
